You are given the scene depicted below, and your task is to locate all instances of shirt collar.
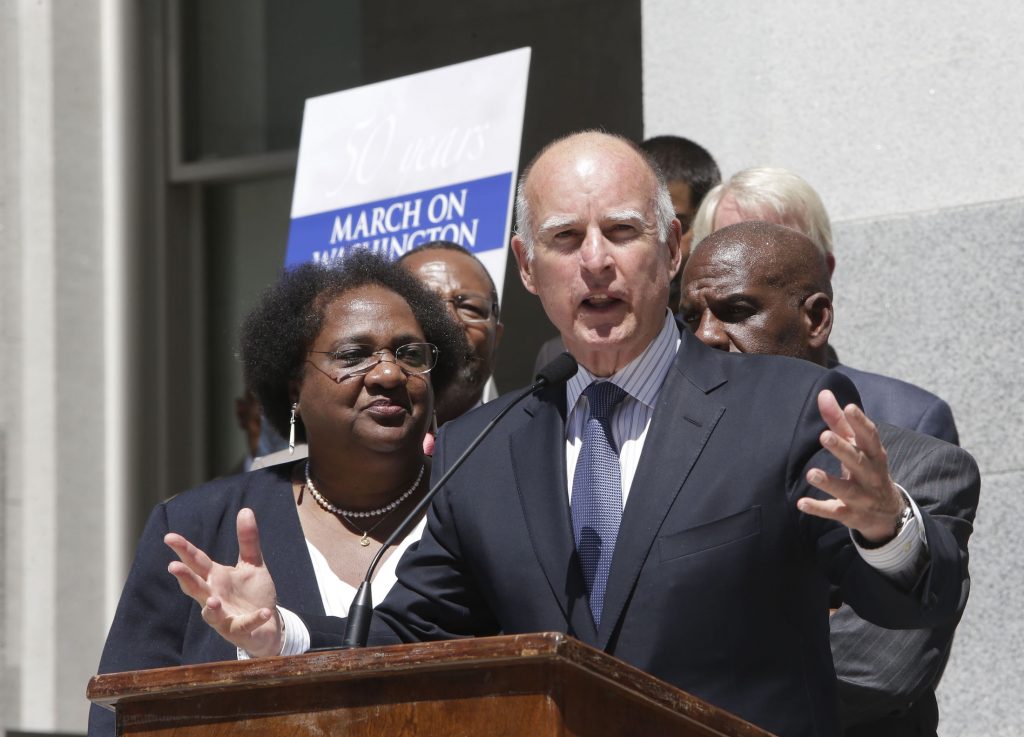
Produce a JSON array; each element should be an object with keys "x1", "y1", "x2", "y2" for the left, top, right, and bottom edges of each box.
[{"x1": 566, "y1": 310, "x2": 680, "y2": 414}]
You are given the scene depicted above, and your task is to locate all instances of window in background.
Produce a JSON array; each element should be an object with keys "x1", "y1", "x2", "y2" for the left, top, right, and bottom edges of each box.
[{"x1": 157, "y1": 0, "x2": 642, "y2": 484}]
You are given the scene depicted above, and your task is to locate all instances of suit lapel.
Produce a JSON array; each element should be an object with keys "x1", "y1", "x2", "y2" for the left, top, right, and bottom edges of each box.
[
  {"x1": 255, "y1": 468, "x2": 326, "y2": 616},
  {"x1": 510, "y1": 385, "x2": 598, "y2": 643},
  {"x1": 596, "y1": 332, "x2": 727, "y2": 649}
]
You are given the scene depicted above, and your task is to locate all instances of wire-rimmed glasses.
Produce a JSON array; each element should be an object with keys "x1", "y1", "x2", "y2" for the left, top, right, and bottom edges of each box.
[{"x1": 307, "y1": 343, "x2": 438, "y2": 383}]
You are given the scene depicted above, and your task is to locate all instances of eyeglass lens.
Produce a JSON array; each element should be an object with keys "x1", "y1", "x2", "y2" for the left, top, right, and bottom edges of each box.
[{"x1": 311, "y1": 343, "x2": 437, "y2": 382}]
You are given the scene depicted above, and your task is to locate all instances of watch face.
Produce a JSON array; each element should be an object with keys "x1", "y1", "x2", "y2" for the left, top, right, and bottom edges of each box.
[{"x1": 896, "y1": 501, "x2": 913, "y2": 532}]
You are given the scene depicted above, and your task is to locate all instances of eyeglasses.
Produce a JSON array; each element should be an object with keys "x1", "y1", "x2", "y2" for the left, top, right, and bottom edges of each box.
[
  {"x1": 441, "y1": 294, "x2": 499, "y2": 324},
  {"x1": 307, "y1": 343, "x2": 438, "y2": 383}
]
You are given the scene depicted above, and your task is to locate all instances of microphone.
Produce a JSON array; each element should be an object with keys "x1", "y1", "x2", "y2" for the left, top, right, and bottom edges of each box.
[{"x1": 340, "y1": 352, "x2": 579, "y2": 649}]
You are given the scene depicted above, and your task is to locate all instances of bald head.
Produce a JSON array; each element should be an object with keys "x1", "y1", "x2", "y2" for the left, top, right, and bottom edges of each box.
[
  {"x1": 510, "y1": 130, "x2": 683, "y2": 377},
  {"x1": 680, "y1": 221, "x2": 834, "y2": 364},
  {"x1": 515, "y1": 131, "x2": 675, "y2": 261},
  {"x1": 694, "y1": 221, "x2": 832, "y2": 299}
]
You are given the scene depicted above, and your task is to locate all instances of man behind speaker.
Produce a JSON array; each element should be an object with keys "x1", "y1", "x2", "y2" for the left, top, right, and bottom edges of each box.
[
  {"x1": 398, "y1": 241, "x2": 503, "y2": 426},
  {"x1": 692, "y1": 166, "x2": 959, "y2": 444}
]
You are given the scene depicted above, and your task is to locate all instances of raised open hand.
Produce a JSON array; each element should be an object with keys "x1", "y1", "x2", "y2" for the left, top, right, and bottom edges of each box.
[
  {"x1": 797, "y1": 389, "x2": 908, "y2": 545},
  {"x1": 165, "y1": 508, "x2": 284, "y2": 657}
]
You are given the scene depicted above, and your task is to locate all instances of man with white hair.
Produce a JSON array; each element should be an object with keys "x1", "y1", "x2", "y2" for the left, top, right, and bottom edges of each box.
[{"x1": 533, "y1": 133, "x2": 721, "y2": 371}]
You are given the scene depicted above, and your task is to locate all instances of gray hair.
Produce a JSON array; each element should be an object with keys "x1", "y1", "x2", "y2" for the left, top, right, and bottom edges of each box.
[
  {"x1": 690, "y1": 167, "x2": 833, "y2": 256},
  {"x1": 514, "y1": 131, "x2": 676, "y2": 262}
]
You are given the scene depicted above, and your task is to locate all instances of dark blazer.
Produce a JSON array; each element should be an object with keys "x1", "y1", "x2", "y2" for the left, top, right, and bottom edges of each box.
[
  {"x1": 832, "y1": 424, "x2": 980, "y2": 737},
  {"x1": 305, "y1": 329, "x2": 966, "y2": 737},
  {"x1": 832, "y1": 364, "x2": 959, "y2": 445},
  {"x1": 88, "y1": 463, "x2": 321, "y2": 737}
]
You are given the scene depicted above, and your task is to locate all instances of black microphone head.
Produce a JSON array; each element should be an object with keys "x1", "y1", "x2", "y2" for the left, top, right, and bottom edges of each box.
[{"x1": 535, "y1": 351, "x2": 578, "y2": 386}]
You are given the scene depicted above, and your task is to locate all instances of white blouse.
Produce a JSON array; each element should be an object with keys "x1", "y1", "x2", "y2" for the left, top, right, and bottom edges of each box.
[
  {"x1": 305, "y1": 516, "x2": 427, "y2": 617},
  {"x1": 243, "y1": 516, "x2": 427, "y2": 658}
]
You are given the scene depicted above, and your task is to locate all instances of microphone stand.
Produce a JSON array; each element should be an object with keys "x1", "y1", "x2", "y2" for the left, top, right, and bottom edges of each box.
[{"x1": 340, "y1": 353, "x2": 578, "y2": 649}]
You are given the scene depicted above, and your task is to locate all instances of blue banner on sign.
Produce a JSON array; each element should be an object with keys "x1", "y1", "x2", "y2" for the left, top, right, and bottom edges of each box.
[{"x1": 285, "y1": 172, "x2": 513, "y2": 266}]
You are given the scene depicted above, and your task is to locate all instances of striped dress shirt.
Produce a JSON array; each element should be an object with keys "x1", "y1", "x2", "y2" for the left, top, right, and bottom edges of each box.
[{"x1": 565, "y1": 311, "x2": 679, "y2": 505}]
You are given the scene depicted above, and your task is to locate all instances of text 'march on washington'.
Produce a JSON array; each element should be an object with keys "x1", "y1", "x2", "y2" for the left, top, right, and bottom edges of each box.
[
  {"x1": 284, "y1": 48, "x2": 530, "y2": 303},
  {"x1": 286, "y1": 173, "x2": 511, "y2": 266}
]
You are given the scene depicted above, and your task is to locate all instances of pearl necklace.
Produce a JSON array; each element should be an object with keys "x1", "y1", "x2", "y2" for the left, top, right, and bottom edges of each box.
[{"x1": 304, "y1": 461, "x2": 424, "y2": 519}]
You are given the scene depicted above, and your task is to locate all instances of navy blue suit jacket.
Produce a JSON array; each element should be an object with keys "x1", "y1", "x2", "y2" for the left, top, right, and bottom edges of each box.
[
  {"x1": 88, "y1": 463, "x2": 321, "y2": 737},
  {"x1": 832, "y1": 364, "x2": 958, "y2": 445},
  {"x1": 304, "y1": 330, "x2": 966, "y2": 737}
]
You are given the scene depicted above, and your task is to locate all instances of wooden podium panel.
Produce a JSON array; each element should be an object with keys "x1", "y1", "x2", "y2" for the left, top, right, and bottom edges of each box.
[{"x1": 88, "y1": 632, "x2": 772, "y2": 737}]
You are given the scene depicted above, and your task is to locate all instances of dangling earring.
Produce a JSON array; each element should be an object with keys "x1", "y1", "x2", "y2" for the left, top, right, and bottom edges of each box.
[{"x1": 289, "y1": 403, "x2": 298, "y2": 454}]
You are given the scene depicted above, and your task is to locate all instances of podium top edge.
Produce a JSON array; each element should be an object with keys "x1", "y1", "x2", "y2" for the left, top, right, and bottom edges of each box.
[{"x1": 88, "y1": 632, "x2": 576, "y2": 702}]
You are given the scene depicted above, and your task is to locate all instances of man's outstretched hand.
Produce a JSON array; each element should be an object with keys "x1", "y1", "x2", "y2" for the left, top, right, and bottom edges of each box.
[
  {"x1": 798, "y1": 389, "x2": 908, "y2": 545},
  {"x1": 165, "y1": 508, "x2": 284, "y2": 657}
]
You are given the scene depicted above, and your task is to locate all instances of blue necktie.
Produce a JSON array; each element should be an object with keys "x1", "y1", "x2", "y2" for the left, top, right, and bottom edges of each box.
[{"x1": 571, "y1": 381, "x2": 628, "y2": 627}]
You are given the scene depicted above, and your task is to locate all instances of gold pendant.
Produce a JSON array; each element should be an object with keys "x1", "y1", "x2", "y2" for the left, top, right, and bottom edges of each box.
[{"x1": 359, "y1": 533, "x2": 370, "y2": 547}]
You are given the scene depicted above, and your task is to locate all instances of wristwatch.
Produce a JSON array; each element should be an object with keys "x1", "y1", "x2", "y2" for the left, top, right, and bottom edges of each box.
[
  {"x1": 858, "y1": 495, "x2": 914, "y2": 549},
  {"x1": 893, "y1": 498, "x2": 913, "y2": 536}
]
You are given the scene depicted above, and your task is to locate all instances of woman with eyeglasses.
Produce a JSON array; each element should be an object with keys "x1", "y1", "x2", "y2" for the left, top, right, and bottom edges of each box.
[{"x1": 88, "y1": 251, "x2": 466, "y2": 737}]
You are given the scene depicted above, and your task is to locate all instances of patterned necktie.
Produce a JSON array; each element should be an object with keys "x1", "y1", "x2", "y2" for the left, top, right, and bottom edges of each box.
[{"x1": 571, "y1": 381, "x2": 628, "y2": 627}]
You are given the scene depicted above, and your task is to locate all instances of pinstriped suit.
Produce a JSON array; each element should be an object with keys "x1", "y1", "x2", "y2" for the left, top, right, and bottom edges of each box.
[{"x1": 832, "y1": 423, "x2": 980, "y2": 736}]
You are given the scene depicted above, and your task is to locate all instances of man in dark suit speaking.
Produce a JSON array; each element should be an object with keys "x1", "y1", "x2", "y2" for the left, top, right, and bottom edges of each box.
[{"x1": 168, "y1": 132, "x2": 967, "y2": 737}]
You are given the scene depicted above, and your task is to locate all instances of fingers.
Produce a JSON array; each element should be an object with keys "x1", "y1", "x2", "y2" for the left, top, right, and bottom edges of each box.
[
  {"x1": 805, "y1": 466, "x2": 869, "y2": 510},
  {"x1": 796, "y1": 495, "x2": 847, "y2": 523},
  {"x1": 205, "y1": 600, "x2": 282, "y2": 657},
  {"x1": 803, "y1": 459, "x2": 905, "y2": 543},
  {"x1": 807, "y1": 393, "x2": 904, "y2": 543},
  {"x1": 201, "y1": 597, "x2": 273, "y2": 632},
  {"x1": 236, "y1": 508, "x2": 265, "y2": 568},
  {"x1": 819, "y1": 412, "x2": 889, "y2": 490},
  {"x1": 817, "y1": 391, "x2": 886, "y2": 462},
  {"x1": 817, "y1": 389, "x2": 853, "y2": 440},
  {"x1": 818, "y1": 428, "x2": 860, "y2": 478},
  {"x1": 228, "y1": 608, "x2": 277, "y2": 637},
  {"x1": 168, "y1": 560, "x2": 212, "y2": 603},
  {"x1": 165, "y1": 532, "x2": 215, "y2": 577},
  {"x1": 842, "y1": 403, "x2": 885, "y2": 459},
  {"x1": 199, "y1": 597, "x2": 279, "y2": 657}
]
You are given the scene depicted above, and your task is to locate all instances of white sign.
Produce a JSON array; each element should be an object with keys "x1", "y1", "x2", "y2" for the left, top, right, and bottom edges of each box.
[{"x1": 286, "y1": 48, "x2": 531, "y2": 302}]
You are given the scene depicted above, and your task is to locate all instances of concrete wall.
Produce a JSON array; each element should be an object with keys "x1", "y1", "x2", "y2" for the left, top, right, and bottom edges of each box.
[
  {"x1": 643, "y1": 2, "x2": 1024, "y2": 734},
  {"x1": 2, "y1": 0, "x2": 1019, "y2": 733},
  {"x1": 1, "y1": 0, "x2": 139, "y2": 731}
]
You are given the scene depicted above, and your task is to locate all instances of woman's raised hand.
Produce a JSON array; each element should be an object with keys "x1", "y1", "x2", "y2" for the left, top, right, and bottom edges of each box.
[{"x1": 165, "y1": 508, "x2": 285, "y2": 657}]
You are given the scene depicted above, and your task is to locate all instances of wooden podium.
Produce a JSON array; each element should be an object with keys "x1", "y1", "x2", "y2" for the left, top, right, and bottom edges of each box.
[{"x1": 88, "y1": 632, "x2": 772, "y2": 737}]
